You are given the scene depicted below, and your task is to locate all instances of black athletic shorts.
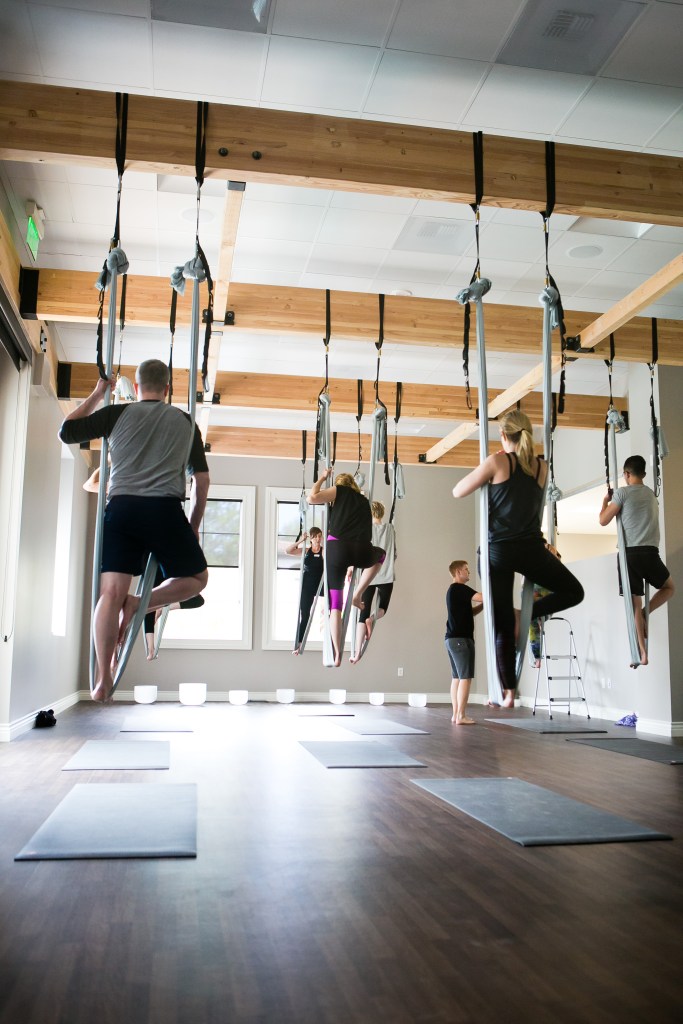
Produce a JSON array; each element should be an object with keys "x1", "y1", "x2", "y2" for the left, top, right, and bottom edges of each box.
[
  {"x1": 102, "y1": 495, "x2": 207, "y2": 578},
  {"x1": 623, "y1": 545, "x2": 670, "y2": 597},
  {"x1": 325, "y1": 538, "x2": 384, "y2": 590}
]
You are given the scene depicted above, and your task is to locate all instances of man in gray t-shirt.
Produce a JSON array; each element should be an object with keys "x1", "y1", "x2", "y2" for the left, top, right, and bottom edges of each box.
[
  {"x1": 59, "y1": 359, "x2": 209, "y2": 702},
  {"x1": 599, "y1": 454, "x2": 674, "y2": 665}
]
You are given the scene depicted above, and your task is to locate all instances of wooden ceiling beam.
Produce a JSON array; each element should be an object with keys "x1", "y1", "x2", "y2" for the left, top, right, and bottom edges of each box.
[
  {"x1": 34, "y1": 272, "x2": 683, "y2": 365},
  {"x1": 2, "y1": 81, "x2": 683, "y2": 225},
  {"x1": 61, "y1": 363, "x2": 621, "y2": 432}
]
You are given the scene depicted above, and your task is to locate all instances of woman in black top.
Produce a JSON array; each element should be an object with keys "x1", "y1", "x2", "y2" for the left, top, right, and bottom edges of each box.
[
  {"x1": 308, "y1": 471, "x2": 385, "y2": 666},
  {"x1": 285, "y1": 527, "x2": 325, "y2": 653},
  {"x1": 453, "y1": 410, "x2": 584, "y2": 707}
]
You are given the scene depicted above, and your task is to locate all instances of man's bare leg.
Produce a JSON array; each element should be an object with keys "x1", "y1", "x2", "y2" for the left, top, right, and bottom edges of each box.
[
  {"x1": 119, "y1": 570, "x2": 208, "y2": 641},
  {"x1": 632, "y1": 596, "x2": 648, "y2": 666},
  {"x1": 93, "y1": 571, "x2": 133, "y2": 703},
  {"x1": 451, "y1": 678, "x2": 475, "y2": 724},
  {"x1": 351, "y1": 563, "x2": 382, "y2": 610}
]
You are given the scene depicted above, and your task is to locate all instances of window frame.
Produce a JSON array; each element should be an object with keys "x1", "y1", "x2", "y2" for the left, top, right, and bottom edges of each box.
[
  {"x1": 262, "y1": 486, "x2": 324, "y2": 652},
  {"x1": 162, "y1": 483, "x2": 255, "y2": 651}
]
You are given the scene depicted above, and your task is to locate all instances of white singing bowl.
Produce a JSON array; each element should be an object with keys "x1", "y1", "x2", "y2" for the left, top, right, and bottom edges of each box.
[
  {"x1": 179, "y1": 683, "x2": 206, "y2": 706},
  {"x1": 408, "y1": 693, "x2": 427, "y2": 708},
  {"x1": 329, "y1": 689, "x2": 346, "y2": 705},
  {"x1": 368, "y1": 692, "x2": 385, "y2": 706},
  {"x1": 277, "y1": 688, "x2": 295, "y2": 704},
  {"x1": 229, "y1": 690, "x2": 249, "y2": 706},
  {"x1": 134, "y1": 685, "x2": 157, "y2": 705}
]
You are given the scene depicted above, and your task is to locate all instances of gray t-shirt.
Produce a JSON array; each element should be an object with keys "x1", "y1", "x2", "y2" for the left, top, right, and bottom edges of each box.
[
  {"x1": 372, "y1": 522, "x2": 396, "y2": 584},
  {"x1": 612, "y1": 484, "x2": 660, "y2": 547}
]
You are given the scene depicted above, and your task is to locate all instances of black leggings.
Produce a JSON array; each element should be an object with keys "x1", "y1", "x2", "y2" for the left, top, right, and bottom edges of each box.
[
  {"x1": 359, "y1": 582, "x2": 394, "y2": 623},
  {"x1": 489, "y1": 539, "x2": 584, "y2": 691},
  {"x1": 297, "y1": 579, "x2": 322, "y2": 644}
]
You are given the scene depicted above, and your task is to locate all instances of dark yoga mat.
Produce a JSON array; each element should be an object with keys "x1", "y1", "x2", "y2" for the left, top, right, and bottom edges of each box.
[
  {"x1": 485, "y1": 718, "x2": 607, "y2": 735},
  {"x1": 348, "y1": 718, "x2": 429, "y2": 735},
  {"x1": 300, "y1": 740, "x2": 425, "y2": 768},
  {"x1": 63, "y1": 740, "x2": 170, "y2": 771},
  {"x1": 567, "y1": 737, "x2": 683, "y2": 764},
  {"x1": 15, "y1": 783, "x2": 197, "y2": 860},
  {"x1": 411, "y1": 777, "x2": 671, "y2": 846},
  {"x1": 297, "y1": 707, "x2": 355, "y2": 717}
]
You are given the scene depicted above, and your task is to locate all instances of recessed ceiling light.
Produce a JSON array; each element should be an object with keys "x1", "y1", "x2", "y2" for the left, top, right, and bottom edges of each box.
[
  {"x1": 390, "y1": 289, "x2": 413, "y2": 296},
  {"x1": 567, "y1": 244, "x2": 603, "y2": 259}
]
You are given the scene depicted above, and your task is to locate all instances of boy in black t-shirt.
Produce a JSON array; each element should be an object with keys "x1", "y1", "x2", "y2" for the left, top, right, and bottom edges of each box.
[{"x1": 445, "y1": 560, "x2": 483, "y2": 724}]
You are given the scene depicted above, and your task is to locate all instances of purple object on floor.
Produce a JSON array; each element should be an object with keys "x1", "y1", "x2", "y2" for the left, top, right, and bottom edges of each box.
[{"x1": 615, "y1": 713, "x2": 638, "y2": 727}]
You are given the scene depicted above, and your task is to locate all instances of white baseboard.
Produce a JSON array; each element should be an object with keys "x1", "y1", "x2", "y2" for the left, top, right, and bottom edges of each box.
[
  {"x1": 0, "y1": 690, "x2": 82, "y2": 742},
  {"x1": 82, "y1": 689, "x2": 454, "y2": 707}
]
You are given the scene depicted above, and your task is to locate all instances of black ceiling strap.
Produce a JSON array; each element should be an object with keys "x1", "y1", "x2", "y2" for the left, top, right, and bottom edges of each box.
[
  {"x1": 390, "y1": 381, "x2": 403, "y2": 521},
  {"x1": 319, "y1": 289, "x2": 331, "y2": 397},
  {"x1": 115, "y1": 273, "x2": 128, "y2": 379},
  {"x1": 540, "y1": 141, "x2": 568, "y2": 414},
  {"x1": 649, "y1": 318, "x2": 661, "y2": 496},
  {"x1": 332, "y1": 431, "x2": 337, "y2": 467},
  {"x1": 603, "y1": 332, "x2": 617, "y2": 494},
  {"x1": 95, "y1": 268, "x2": 107, "y2": 379},
  {"x1": 462, "y1": 131, "x2": 484, "y2": 413},
  {"x1": 112, "y1": 92, "x2": 128, "y2": 247},
  {"x1": 374, "y1": 293, "x2": 385, "y2": 398},
  {"x1": 355, "y1": 378, "x2": 364, "y2": 474}
]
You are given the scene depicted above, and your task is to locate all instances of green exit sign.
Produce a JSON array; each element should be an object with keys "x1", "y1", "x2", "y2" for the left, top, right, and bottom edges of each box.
[{"x1": 26, "y1": 215, "x2": 40, "y2": 260}]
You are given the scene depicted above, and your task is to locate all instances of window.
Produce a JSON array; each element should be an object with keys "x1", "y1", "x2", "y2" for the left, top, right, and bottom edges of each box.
[
  {"x1": 262, "y1": 487, "x2": 325, "y2": 650},
  {"x1": 162, "y1": 484, "x2": 255, "y2": 649}
]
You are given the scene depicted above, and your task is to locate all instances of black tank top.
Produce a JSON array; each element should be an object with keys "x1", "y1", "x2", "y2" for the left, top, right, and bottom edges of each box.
[{"x1": 489, "y1": 453, "x2": 544, "y2": 543}]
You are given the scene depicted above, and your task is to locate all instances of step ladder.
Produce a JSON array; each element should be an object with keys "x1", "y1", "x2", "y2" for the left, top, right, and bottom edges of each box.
[{"x1": 532, "y1": 616, "x2": 591, "y2": 720}]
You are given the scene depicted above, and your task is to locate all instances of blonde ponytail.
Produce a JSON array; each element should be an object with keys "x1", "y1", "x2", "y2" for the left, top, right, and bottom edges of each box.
[{"x1": 500, "y1": 410, "x2": 536, "y2": 476}]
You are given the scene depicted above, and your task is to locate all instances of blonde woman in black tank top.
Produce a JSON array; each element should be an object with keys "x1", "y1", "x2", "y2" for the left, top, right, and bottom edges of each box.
[{"x1": 453, "y1": 411, "x2": 584, "y2": 707}]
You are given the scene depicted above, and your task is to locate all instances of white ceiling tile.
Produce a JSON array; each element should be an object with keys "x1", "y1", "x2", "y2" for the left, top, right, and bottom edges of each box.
[
  {"x1": 298, "y1": 274, "x2": 372, "y2": 293},
  {"x1": 640, "y1": 224, "x2": 683, "y2": 245},
  {"x1": 603, "y1": 3, "x2": 683, "y2": 88},
  {"x1": 318, "y1": 208, "x2": 406, "y2": 249},
  {"x1": 5, "y1": 161, "x2": 68, "y2": 185},
  {"x1": 7, "y1": 178, "x2": 73, "y2": 223},
  {"x1": 411, "y1": 200, "x2": 496, "y2": 223},
  {"x1": 39, "y1": 221, "x2": 114, "y2": 258},
  {"x1": 463, "y1": 65, "x2": 590, "y2": 134},
  {"x1": 262, "y1": 37, "x2": 379, "y2": 110},
  {"x1": 393, "y1": 217, "x2": 472, "y2": 257},
  {"x1": 0, "y1": 2, "x2": 42, "y2": 76},
  {"x1": 36, "y1": 1, "x2": 148, "y2": 12},
  {"x1": 369, "y1": 280, "x2": 440, "y2": 299},
  {"x1": 646, "y1": 106, "x2": 683, "y2": 152},
  {"x1": 514, "y1": 263, "x2": 599, "y2": 296},
  {"x1": 548, "y1": 231, "x2": 634, "y2": 268},
  {"x1": 642, "y1": 302, "x2": 683, "y2": 319},
  {"x1": 156, "y1": 191, "x2": 225, "y2": 237},
  {"x1": 232, "y1": 238, "x2": 312, "y2": 273},
  {"x1": 306, "y1": 243, "x2": 387, "y2": 278},
  {"x1": 491, "y1": 209, "x2": 578, "y2": 231},
  {"x1": 230, "y1": 268, "x2": 306, "y2": 288},
  {"x1": 29, "y1": 5, "x2": 152, "y2": 89},
  {"x1": 364, "y1": 51, "x2": 487, "y2": 122},
  {"x1": 448, "y1": 257, "x2": 535, "y2": 291},
  {"x1": 558, "y1": 79, "x2": 683, "y2": 146},
  {"x1": 245, "y1": 183, "x2": 331, "y2": 206},
  {"x1": 37, "y1": 253, "x2": 105, "y2": 274},
  {"x1": 239, "y1": 200, "x2": 326, "y2": 243},
  {"x1": 375, "y1": 250, "x2": 455, "y2": 285},
  {"x1": 330, "y1": 193, "x2": 417, "y2": 215},
  {"x1": 152, "y1": 22, "x2": 266, "y2": 99},
  {"x1": 65, "y1": 166, "x2": 155, "y2": 191},
  {"x1": 606, "y1": 239, "x2": 683, "y2": 275},
  {"x1": 576, "y1": 269, "x2": 649, "y2": 301},
  {"x1": 475, "y1": 223, "x2": 548, "y2": 263},
  {"x1": 387, "y1": 0, "x2": 526, "y2": 61},
  {"x1": 68, "y1": 184, "x2": 159, "y2": 231},
  {"x1": 272, "y1": 0, "x2": 396, "y2": 46}
]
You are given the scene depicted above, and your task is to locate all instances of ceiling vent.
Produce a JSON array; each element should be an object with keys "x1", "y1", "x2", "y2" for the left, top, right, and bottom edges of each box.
[
  {"x1": 497, "y1": 0, "x2": 645, "y2": 76},
  {"x1": 394, "y1": 218, "x2": 469, "y2": 256},
  {"x1": 543, "y1": 10, "x2": 595, "y2": 40}
]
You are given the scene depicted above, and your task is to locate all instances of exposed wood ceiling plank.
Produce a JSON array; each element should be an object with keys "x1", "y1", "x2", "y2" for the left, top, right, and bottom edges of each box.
[
  {"x1": 2, "y1": 81, "x2": 683, "y2": 225},
  {"x1": 35, "y1": 273, "x2": 683, "y2": 365},
  {"x1": 63, "y1": 363, "x2": 621, "y2": 432}
]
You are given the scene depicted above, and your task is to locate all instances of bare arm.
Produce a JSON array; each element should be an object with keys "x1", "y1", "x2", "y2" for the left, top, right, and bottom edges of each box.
[
  {"x1": 599, "y1": 493, "x2": 620, "y2": 527},
  {"x1": 308, "y1": 469, "x2": 336, "y2": 506},
  {"x1": 188, "y1": 471, "x2": 210, "y2": 538},
  {"x1": 452, "y1": 454, "x2": 500, "y2": 499},
  {"x1": 472, "y1": 592, "x2": 484, "y2": 615},
  {"x1": 285, "y1": 534, "x2": 307, "y2": 556}
]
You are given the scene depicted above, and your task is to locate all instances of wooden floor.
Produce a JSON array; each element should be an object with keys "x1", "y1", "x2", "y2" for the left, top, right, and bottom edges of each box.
[{"x1": 1, "y1": 701, "x2": 682, "y2": 1024}]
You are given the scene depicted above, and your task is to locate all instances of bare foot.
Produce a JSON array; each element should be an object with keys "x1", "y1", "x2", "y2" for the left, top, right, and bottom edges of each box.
[
  {"x1": 92, "y1": 679, "x2": 113, "y2": 704},
  {"x1": 291, "y1": 647, "x2": 300, "y2": 656},
  {"x1": 534, "y1": 659, "x2": 541, "y2": 669},
  {"x1": 455, "y1": 716, "x2": 476, "y2": 725},
  {"x1": 486, "y1": 700, "x2": 501, "y2": 708},
  {"x1": 502, "y1": 690, "x2": 516, "y2": 709},
  {"x1": 351, "y1": 591, "x2": 365, "y2": 611}
]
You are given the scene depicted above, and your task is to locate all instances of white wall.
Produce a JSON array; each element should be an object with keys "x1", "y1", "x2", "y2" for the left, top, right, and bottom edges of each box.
[{"x1": 119, "y1": 455, "x2": 480, "y2": 702}]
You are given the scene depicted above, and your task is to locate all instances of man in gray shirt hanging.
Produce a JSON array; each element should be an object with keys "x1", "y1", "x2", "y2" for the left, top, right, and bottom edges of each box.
[
  {"x1": 60, "y1": 359, "x2": 209, "y2": 702},
  {"x1": 599, "y1": 454, "x2": 674, "y2": 666}
]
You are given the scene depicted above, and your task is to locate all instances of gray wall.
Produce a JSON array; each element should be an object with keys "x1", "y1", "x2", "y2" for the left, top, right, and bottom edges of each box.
[{"x1": 659, "y1": 365, "x2": 683, "y2": 723}]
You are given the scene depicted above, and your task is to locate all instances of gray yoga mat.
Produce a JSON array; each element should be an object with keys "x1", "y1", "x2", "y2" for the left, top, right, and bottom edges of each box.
[
  {"x1": 567, "y1": 737, "x2": 683, "y2": 764},
  {"x1": 411, "y1": 777, "x2": 671, "y2": 846},
  {"x1": 63, "y1": 740, "x2": 170, "y2": 771},
  {"x1": 15, "y1": 783, "x2": 197, "y2": 860},
  {"x1": 348, "y1": 718, "x2": 429, "y2": 735},
  {"x1": 300, "y1": 740, "x2": 425, "y2": 769},
  {"x1": 121, "y1": 711, "x2": 195, "y2": 732},
  {"x1": 485, "y1": 718, "x2": 607, "y2": 735},
  {"x1": 297, "y1": 707, "x2": 355, "y2": 717}
]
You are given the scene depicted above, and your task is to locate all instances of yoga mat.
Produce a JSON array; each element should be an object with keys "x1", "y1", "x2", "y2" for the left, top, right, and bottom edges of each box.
[
  {"x1": 297, "y1": 707, "x2": 355, "y2": 717},
  {"x1": 63, "y1": 740, "x2": 170, "y2": 771},
  {"x1": 15, "y1": 783, "x2": 197, "y2": 860},
  {"x1": 567, "y1": 737, "x2": 683, "y2": 764},
  {"x1": 411, "y1": 777, "x2": 671, "y2": 846},
  {"x1": 485, "y1": 718, "x2": 607, "y2": 735},
  {"x1": 348, "y1": 718, "x2": 429, "y2": 735},
  {"x1": 300, "y1": 740, "x2": 425, "y2": 769},
  {"x1": 121, "y1": 711, "x2": 195, "y2": 732}
]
